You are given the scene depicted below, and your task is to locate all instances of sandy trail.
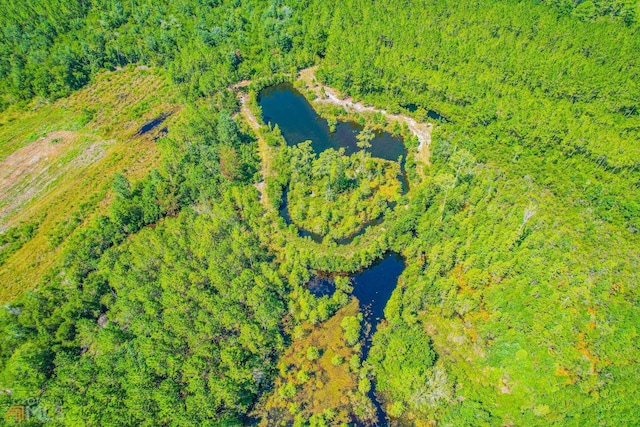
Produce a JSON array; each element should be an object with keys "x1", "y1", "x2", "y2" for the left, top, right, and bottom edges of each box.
[
  {"x1": 239, "y1": 94, "x2": 261, "y2": 130},
  {"x1": 237, "y1": 93, "x2": 271, "y2": 207},
  {"x1": 234, "y1": 68, "x2": 433, "y2": 204},
  {"x1": 299, "y1": 67, "x2": 432, "y2": 165}
]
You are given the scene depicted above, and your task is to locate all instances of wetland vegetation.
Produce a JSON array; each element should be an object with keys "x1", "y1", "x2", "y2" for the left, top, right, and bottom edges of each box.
[{"x1": 1, "y1": 0, "x2": 639, "y2": 426}]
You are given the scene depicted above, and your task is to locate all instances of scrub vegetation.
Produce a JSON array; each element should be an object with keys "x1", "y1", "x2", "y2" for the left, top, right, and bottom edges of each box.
[
  {"x1": 258, "y1": 300, "x2": 374, "y2": 426},
  {"x1": 0, "y1": 0, "x2": 639, "y2": 426},
  {"x1": 0, "y1": 67, "x2": 176, "y2": 301}
]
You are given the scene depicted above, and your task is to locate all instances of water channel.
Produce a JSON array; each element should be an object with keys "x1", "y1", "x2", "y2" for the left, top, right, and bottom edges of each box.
[
  {"x1": 260, "y1": 83, "x2": 408, "y2": 425},
  {"x1": 308, "y1": 254, "x2": 405, "y2": 426}
]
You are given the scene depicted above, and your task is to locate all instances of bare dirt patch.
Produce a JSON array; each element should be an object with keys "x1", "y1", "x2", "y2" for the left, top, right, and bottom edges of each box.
[
  {"x1": 0, "y1": 131, "x2": 107, "y2": 227},
  {"x1": 232, "y1": 79, "x2": 252, "y2": 90}
]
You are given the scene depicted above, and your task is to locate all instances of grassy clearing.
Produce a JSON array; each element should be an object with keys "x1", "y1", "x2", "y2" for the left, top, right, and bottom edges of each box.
[{"x1": 0, "y1": 66, "x2": 179, "y2": 302}]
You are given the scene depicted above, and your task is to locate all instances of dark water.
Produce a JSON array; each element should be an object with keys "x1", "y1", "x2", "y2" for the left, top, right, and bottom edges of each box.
[
  {"x1": 308, "y1": 254, "x2": 405, "y2": 426},
  {"x1": 259, "y1": 83, "x2": 406, "y2": 162},
  {"x1": 306, "y1": 254, "x2": 404, "y2": 336},
  {"x1": 402, "y1": 103, "x2": 419, "y2": 113},
  {"x1": 401, "y1": 103, "x2": 449, "y2": 122},
  {"x1": 305, "y1": 255, "x2": 404, "y2": 357},
  {"x1": 352, "y1": 254, "x2": 404, "y2": 359},
  {"x1": 153, "y1": 127, "x2": 169, "y2": 141},
  {"x1": 279, "y1": 189, "x2": 324, "y2": 243},
  {"x1": 261, "y1": 83, "x2": 408, "y2": 243},
  {"x1": 306, "y1": 276, "x2": 336, "y2": 298},
  {"x1": 136, "y1": 113, "x2": 171, "y2": 136},
  {"x1": 334, "y1": 215, "x2": 384, "y2": 245},
  {"x1": 354, "y1": 254, "x2": 405, "y2": 427},
  {"x1": 261, "y1": 83, "x2": 406, "y2": 423},
  {"x1": 427, "y1": 109, "x2": 449, "y2": 122}
]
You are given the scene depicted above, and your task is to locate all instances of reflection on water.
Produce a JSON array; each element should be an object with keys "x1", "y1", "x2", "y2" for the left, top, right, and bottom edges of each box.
[{"x1": 262, "y1": 83, "x2": 408, "y2": 244}]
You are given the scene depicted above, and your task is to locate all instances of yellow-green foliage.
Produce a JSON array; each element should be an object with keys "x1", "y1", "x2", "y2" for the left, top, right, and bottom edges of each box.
[
  {"x1": 285, "y1": 142, "x2": 402, "y2": 241},
  {"x1": 1, "y1": 0, "x2": 638, "y2": 424},
  {"x1": 260, "y1": 300, "x2": 375, "y2": 425},
  {"x1": 0, "y1": 67, "x2": 178, "y2": 301}
]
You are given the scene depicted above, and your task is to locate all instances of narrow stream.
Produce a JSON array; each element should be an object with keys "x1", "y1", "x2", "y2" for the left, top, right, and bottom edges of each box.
[
  {"x1": 308, "y1": 254, "x2": 405, "y2": 426},
  {"x1": 352, "y1": 254, "x2": 404, "y2": 426},
  {"x1": 351, "y1": 254, "x2": 404, "y2": 360},
  {"x1": 260, "y1": 83, "x2": 407, "y2": 425}
]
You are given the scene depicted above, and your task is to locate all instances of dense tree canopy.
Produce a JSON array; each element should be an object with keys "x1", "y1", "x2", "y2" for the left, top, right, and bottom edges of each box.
[
  {"x1": 281, "y1": 142, "x2": 403, "y2": 241},
  {"x1": 1, "y1": 0, "x2": 639, "y2": 425}
]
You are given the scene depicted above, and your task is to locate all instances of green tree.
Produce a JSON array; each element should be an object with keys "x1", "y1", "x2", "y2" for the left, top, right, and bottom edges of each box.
[{"x1": 341, "y1": 315, "x2": 361, "y2": 346}]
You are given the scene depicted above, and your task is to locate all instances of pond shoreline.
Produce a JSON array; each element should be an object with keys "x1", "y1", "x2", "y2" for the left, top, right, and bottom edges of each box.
[
  {"x1": 309, "y1": 253, "x2": 405, "y2": 426},
  {"x1": 350, "y1": 253, "x2": 406, "y2": 426},
  {"x1": 299, "y1": 66, "x2": 432, "y2": 166},
  {"x1": 236, "y1": 76, "x2": 416, "y2": 425}
]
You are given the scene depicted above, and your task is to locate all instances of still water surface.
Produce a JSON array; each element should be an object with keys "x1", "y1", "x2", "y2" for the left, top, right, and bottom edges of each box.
[
  {"x1": 261, "y1": 83, "x2": 407, "y2": 244},
  {"x1": 259, "y1": 83, "x2": 406, "y2": 161},
  {"x1": 309, "y1": 254, "x2": 405, "y2": 426}
]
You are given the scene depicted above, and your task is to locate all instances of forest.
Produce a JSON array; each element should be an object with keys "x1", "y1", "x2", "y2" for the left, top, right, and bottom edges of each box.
[{"x1": 0, "y1": 0, "x2": 639, "y2": 426}]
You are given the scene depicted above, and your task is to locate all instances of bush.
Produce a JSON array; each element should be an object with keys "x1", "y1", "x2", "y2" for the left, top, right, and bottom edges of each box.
[{"x1": 306, "y1": 346, "x2": 320, "y2": 361}]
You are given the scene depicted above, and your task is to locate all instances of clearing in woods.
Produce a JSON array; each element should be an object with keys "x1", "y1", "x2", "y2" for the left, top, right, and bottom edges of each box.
[{"x1": 0, "y1": 66, "x2": 179, "y2": 302}]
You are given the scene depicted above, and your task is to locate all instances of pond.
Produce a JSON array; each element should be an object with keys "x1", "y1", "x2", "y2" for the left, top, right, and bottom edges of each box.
[
  {"x1": 306, "y1": 254, "x2": 404, "y2": 352},
  {"x1": 401, "y1": 103, "x2": 449, "y2": 122},
  {"x1": 262, "y1": 83, "x2": 408, "y2": 243},
  {"x1": 353, "y1": 254, "x2": 405, "y2": 427},
  {"x1": 259, "y1": 83, "x2": 407, "y2": 162},
  {"x1": 351, "y1": 253, "x2": 405, "y2": 360},
  {"x1": 136, "y1": 112, "x2": 171, "y2": 136}
]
